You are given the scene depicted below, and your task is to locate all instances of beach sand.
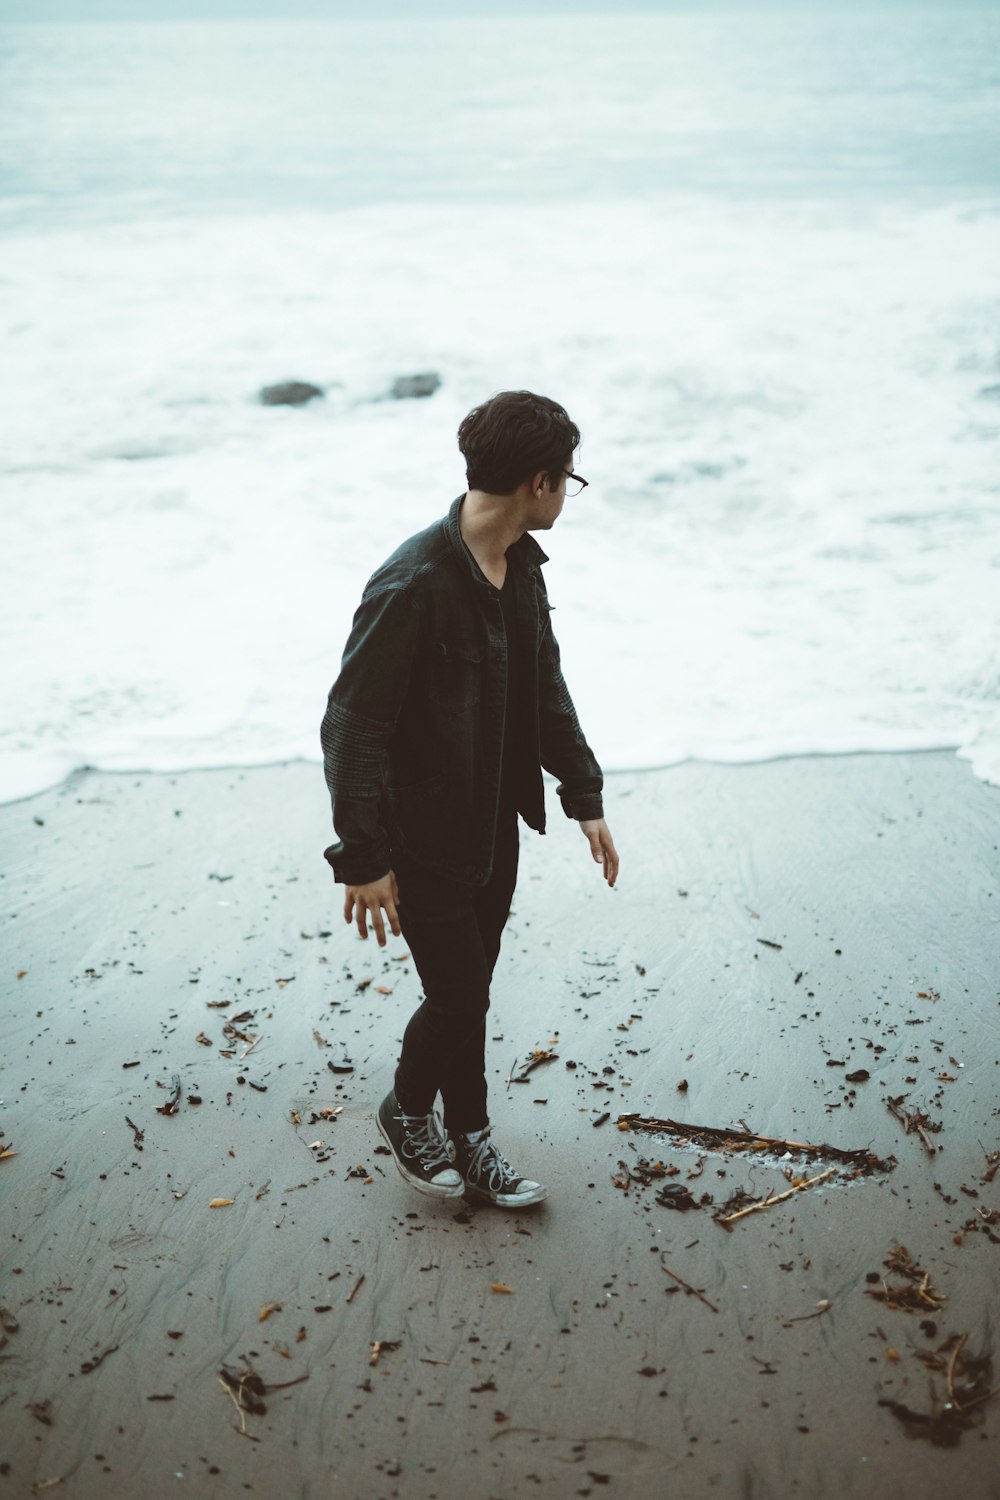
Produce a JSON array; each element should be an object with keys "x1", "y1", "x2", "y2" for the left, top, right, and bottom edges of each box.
[{"x1": 2, "y1": 751, "x2": 998, "y2": 1499}]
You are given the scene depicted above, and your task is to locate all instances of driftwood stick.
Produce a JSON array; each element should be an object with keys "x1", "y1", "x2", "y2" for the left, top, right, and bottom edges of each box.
[
  {"x1": 717, "y1": 1166, "x2": 837, "y2": 1226},
  {"x1": 946, "y1": 1334, "x2": 967, "y2": 1409},
  {"x1": 660, "y1": 1256, "x2": 719, "y2": 1313},
  {"x1": 618, "y1": 1114, "x2": 887, "y2": 1171}
]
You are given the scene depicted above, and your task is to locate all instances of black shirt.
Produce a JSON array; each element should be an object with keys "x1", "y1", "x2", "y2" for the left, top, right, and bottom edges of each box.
[{"x1": 498, "y1": 560, "x2": 533, "y2": 813}]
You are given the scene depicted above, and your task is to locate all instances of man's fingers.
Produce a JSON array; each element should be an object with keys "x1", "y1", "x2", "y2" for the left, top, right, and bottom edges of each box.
[
  {"x1": 343, "y1": 891, "x2": 354, "y2": 925},
  {"x1": 385, "y1": 900, "x2": 402, "y2": 939},
  {"x1": 588, "y1": 833, "x2": 603, "y2": 862},
  {"x1": 371, "y1": 903, "x2": 387, "y2": 947},
  {"x1": 355, "y1": 903, "x2": 369, "y2": 940}
]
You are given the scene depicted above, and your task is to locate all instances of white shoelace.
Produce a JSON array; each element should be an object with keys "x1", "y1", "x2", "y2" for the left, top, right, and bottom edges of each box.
[
  {"x1": 463, "y1": 1134, "x2": 518, "y2": 1191},
  {"x1": 399, "y1": 1111, "x2": 451, "y2": 1169}
]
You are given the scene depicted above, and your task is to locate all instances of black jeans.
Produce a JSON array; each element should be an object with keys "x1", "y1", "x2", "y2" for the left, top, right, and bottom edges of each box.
[{"x1": 392, "y1": 800, "x2": 519, "y2": 1134}]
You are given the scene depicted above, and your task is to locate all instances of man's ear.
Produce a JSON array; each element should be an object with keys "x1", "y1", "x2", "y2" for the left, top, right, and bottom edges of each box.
[{"x1": 530, "y1": 469, "x2": 550, "y2": 499}]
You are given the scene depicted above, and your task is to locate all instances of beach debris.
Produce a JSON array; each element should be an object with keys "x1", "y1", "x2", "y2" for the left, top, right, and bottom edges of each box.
[
  {"x1": 845, "y1": 1069, "x2": 870, "y2": 1083},
  {"x1": 124, "y1": 1116, "x2": 145, "y2": 1150},
  {"x1": 346, "y1": 1274, "x2": 365, "y2": 1304},
  {"x1": 312, "y1": 1029, "x2": 328, "y2": 1048},
  {"x1": 390, "y1": 372, "x2": 441, "y2": 400},
  {"x1": 886, "y1": 1095, "x2": 940, "y2": 1155},
  {"x1": 258, "y1": 380, "x2": 323, "y2": 407},
  {"x1": 981, "y1": 1148, "x2": 999, "y2": 1185},
  {"x1": 258, "y1": 1303, "x2": 282, "y2": 1323},
  {"x1": 866, "y1": 1245, "x2": 946, "y2": 1312},
  {"x1": 660, "y1": 1256, "x2": 719, "y2": 1313},
  {"x1": 509, "y1": 1047, "x2": 559, "y2": 1085},
  {"x1": 0, "y1": 1306, "x2": 19, "y2": 1350},
  {"x1": 491, "y1": 1283, "x2": 513, "y2": 1295},
  {"x1": 592, "y1": 1112, "x2": 610, "y2": 1128},
  {"x1": 0, "y1": 1140, "x2": 17, "y2": 1162},
  {"x1": 30, "y1": 1478, "x2": 63, "y2": 1493},
  {"x1": 218, "y1": 1358, "x2": 310, "y2": 1438},
  {"x1": 327, "y1": 1059, "x2": 354, "y2": 1075},
  {"x1": 716, "y1": 1167, "x2": 837, "y2": 1228},
  {"x1": 370, "y1": 1339, "x2": 401, "y2": 1365},
  {"x1": 375, "y1": 985, "x2": 393, "y2": 995},
  {"x1": 80, "y1": 1344, "x2": 119, "y2": 1376},
  {"x1": 121, "y1": 1060, "x2": 140, "y2": 1069},
  {"x1": 209, "y1": 1198, "x2": 235, "y2": 1209},
  {"x1": 617, "y1": 1113, "x2": 891, "y2": 1175},
  {"x1": 757, "y1": 938, "x2": 783, "y2": 950},
  {"x1": 676, "y1": 1079, "x2": 689, "y2": 1092},
  {"x1": 879, "y1": 1335, "x2": 996, "y2": 1446},
  {"x1": 783, "y1": 1299, "x2": 832, "y2": 1326},
  {"x1": 657, "y1": 1183, "x2": 700, "y2": 1212},
  {"x1": 26, "y1": 1400, "x2": 54, "y2": 1426},
  {"x1": 155, "y1": 1075, "x2": 182, "y2": 1116}
]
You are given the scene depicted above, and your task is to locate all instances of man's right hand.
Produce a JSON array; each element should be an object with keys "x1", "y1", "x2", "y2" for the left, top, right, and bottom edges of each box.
[{"x1": 344, "y1": 871, "x2": 401, "y2": 948}]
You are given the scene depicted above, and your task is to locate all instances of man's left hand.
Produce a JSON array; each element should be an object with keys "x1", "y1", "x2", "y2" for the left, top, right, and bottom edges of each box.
[{"x1": 579, "y1": 818, "x2": 619, "y2": 888}]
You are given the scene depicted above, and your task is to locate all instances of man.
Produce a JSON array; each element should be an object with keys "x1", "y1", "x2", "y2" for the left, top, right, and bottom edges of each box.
[{"x1": 321, "y1": 390, "x2": 619, "y2": 1209}]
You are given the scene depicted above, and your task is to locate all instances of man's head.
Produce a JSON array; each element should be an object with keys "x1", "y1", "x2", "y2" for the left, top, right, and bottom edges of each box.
[{"x1": 458, "y1": 390, "x2": 580, "y2": 498}]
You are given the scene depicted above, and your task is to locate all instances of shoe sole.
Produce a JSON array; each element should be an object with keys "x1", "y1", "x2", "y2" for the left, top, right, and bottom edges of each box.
[
  {"x1": 377, "y1": 1113, "x2": 464, "y2": 1199},
  {"x1": 462, "y1": 1180, "x2": 549, "y2": 1208}
]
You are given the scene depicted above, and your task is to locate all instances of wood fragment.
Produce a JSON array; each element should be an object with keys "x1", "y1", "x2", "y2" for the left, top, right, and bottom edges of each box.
[
  {"x1": 509, "y1": 1049, "x2": 559, "y2": 1084},
  {"x1": 717, "y1": 1166, "x2": 836, "y2": 1226},
  {"x1": 346, "y1": 1273, "x2": 365, "y2": 1304},
  {"x1": 155, "y1": 1076, "x2": 182, "y2": 1116},
  {"x1": 659, "y1": 1256, "x2": 719, "y2": 1312},
  {"x1": 783, "y1": 1299, "x2": 832, "y2": 1326}
]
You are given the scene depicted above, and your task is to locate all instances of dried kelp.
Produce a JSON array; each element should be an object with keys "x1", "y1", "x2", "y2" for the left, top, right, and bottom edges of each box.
[
  {"x1": 879, "y1": 1337, "x2": 997, "y2": 1447},
  {"x1": 218, "y1": 1359, "x2": 309, "y2": 1438},
  {"x1": 866, "y1": 1245, "x2": 946, "y2": 1312},
  {"x1": 886, "y1": 1095, "x2": 941, "y2": 1155}
]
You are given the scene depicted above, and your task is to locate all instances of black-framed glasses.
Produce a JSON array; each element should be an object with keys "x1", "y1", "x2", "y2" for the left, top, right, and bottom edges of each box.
[{"x1": 563, "y1": 471, "x2": 588, "y2": 498}]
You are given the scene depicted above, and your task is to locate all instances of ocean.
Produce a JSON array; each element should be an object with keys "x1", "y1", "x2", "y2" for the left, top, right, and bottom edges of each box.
[{"x1": 1, "y1": 9, "x2": 999, "y2": 802}]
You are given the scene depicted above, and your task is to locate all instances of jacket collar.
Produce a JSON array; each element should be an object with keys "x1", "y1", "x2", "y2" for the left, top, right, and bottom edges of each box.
[{"x1": 444, "y1": 494, "x2": 549, "y2": 587}]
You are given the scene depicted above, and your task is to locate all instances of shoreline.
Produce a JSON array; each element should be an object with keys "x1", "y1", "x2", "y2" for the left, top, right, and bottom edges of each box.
[
  {"x1": 0, "y1": 736, "x2": 991, "y2": 813},
  {"x1": 2, "y1": 751, "x2": 998, "y2": 1498}
]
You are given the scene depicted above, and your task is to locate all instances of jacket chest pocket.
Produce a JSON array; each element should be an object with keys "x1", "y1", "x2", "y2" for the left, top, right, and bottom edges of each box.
[{"x1": 431, "y1": 637, "x2": 484, "y2": 712}]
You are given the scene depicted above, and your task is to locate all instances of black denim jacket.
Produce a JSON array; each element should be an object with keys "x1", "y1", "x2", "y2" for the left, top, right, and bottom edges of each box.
[{"x1": 321, "y1": 495, "x2": 604, "y2": 887}]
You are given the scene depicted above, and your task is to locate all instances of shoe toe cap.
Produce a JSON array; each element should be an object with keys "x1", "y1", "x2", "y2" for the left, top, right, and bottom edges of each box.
[{"x1": 432, "y1": 1167, "x2": 463, "y2": 1188}]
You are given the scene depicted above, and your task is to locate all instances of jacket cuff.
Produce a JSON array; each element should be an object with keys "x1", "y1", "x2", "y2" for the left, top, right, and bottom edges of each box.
[
  {"x1": 324, "y1": 840, "x2": 392, "y2": 887},
  {"x1": 559, "y1": 791, "x2": 604, "y2": 823}
]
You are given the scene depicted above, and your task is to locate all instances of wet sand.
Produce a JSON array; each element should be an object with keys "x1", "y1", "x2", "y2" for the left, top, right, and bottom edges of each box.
[{"x1": 2, "y1": 751, "x2": 998, "y2": 1499}]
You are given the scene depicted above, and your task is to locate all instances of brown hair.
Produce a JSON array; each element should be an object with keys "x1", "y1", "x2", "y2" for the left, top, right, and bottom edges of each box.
[{"x1": 457, "y1": 390, "x2": 580, "y2": 494}]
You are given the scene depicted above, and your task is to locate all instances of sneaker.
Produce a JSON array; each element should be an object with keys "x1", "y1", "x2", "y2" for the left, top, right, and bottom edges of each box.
[
  {"x1": 377, "y1": 1090, "x2": 464, "y2": 1198},
  {"x1": 452, "y1": 1127, "x2": 548, "y2": 1208}
]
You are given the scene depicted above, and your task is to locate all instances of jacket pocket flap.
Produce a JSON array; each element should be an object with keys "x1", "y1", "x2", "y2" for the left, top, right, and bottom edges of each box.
[{"x1": 438, "y1": 639, "x2": 483, "y2": 664}]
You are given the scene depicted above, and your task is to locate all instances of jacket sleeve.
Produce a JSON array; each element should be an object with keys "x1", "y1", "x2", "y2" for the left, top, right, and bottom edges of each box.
[
  {"x1": 320, "y1": 585, "x2": 420, "y2": 885},
  {"x1": 537, "y1": 606, "x2": 604, "y2": 822}
]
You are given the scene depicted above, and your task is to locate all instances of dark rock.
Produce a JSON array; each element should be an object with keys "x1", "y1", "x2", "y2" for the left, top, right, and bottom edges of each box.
[
  {"x1": 390, "y1": 372, "x2": 441, "y2": 400},
  {"x1": 258, "y1": 381, "x2": 324, "y2": 407}
]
